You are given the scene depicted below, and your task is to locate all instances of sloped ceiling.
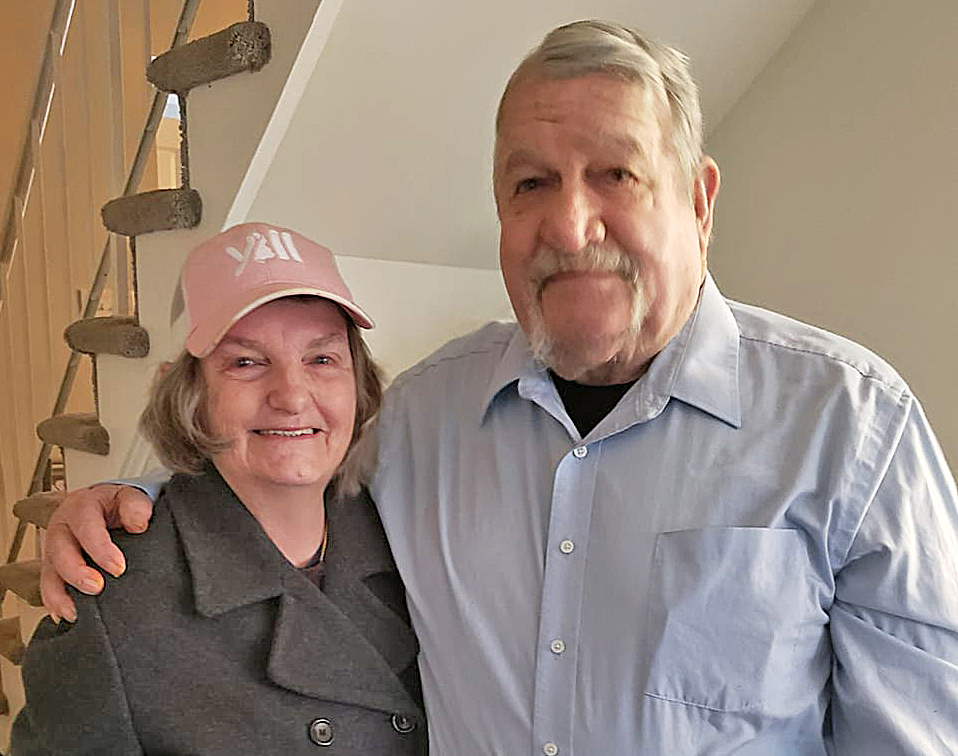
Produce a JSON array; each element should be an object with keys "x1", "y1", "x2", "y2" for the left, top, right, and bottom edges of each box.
[{"x1": 249, "y1": 0, "x2": 819, "y2": 270}]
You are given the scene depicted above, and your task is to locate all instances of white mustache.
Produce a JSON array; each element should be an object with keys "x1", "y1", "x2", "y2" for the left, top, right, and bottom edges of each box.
[{"x1": 529, "y1": 244, "x2": 638, "y2": 293}]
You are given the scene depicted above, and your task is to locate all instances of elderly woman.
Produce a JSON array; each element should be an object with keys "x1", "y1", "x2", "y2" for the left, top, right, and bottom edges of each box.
[{"x1": 12, "y1": 223, "x2": 426, "y2": 755}]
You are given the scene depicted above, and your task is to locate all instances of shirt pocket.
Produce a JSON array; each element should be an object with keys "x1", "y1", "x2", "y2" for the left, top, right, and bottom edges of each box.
[{"x1": 643, "y1": 527, "x2": 829, "y2": 718}]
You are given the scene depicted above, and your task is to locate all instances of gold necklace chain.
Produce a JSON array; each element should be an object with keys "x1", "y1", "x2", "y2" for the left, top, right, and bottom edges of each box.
[{"x1": 319, "y1": 521, "x2": 329, "y2": 562}]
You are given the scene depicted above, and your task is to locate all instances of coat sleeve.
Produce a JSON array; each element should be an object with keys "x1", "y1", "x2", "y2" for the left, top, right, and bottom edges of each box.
[
  {"x1": 10, "y1": 590, "x2": 144, "y2": 756},
  {"x1": 827, "y1": 396, "x2": 958, "y2": 754}
]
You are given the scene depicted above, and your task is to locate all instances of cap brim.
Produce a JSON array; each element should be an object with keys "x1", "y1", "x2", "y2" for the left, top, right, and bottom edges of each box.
[{"x1": 185, "y1": 284, "x2": 374, "y2": 358}]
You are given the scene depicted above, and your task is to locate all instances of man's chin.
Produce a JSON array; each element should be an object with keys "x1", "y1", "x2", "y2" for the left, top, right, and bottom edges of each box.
[{"x1": 533, "y1": 332, "x2": 619, "y2": 382}]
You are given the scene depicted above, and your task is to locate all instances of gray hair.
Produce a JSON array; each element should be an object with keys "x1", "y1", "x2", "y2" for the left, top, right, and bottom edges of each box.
[
  {"x1": 139, "y1": 307, "x2": 383, "y2": 497},
  {"x1": 496, "y1": 20, "x2": 704, "y2": 198}
]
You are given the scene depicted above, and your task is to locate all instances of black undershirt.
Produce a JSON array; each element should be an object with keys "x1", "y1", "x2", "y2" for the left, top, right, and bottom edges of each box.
[{"x1": 549, "y1": 371, "x2": 638, "y2": 437}]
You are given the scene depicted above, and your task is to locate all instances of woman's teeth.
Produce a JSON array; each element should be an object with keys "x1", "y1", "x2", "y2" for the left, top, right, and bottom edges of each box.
[{"x1": 256, "y1": 429, "x2": 317, "y2": 436}]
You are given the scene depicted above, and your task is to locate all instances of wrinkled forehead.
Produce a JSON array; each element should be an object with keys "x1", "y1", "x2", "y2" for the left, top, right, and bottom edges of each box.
[
  {"x1": 496, "y1": 64, "x2": 667, "y2": 131},
  {"x1": 492, "y1": 72, "x2": 670, "y2": 173}
]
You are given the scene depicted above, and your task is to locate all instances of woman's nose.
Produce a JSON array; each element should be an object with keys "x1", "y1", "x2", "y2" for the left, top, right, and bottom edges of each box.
[{"x1": 268, "y1": 367, "x2": 311, "y2": 413}]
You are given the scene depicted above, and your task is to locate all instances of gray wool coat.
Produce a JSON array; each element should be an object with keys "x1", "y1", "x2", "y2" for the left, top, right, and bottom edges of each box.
[{"x1": 11, "y1": 469, "x2": 427, "y2": 755}]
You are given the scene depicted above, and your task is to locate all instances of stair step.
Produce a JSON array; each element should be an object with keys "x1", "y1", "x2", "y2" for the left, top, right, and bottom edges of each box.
[
  {"x1": 147, "y1": 21, "x2": 271, "y2": 92},
  {"x1": 65, "y1": 316, "x2": 150, "y2": 358},
  {"x1": 0, "y1": 561, "x2": 42, "y2": 607},
  {"x1": 0, "y1": 617, "x2": 25, "y2": 665},
  {"x1": 37, "y1": 413, "x2": 109, "y2": 456},
  {"x1": 101, "y1": 188, "x2": 201, "y2": 237},
  {"x1": 14, "y1": 491, "x2": 63, "y2": 529}
]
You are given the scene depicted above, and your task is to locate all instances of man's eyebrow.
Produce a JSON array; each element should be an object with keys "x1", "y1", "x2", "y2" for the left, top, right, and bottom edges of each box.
[
  {"x1": 499, "y1": 136, "x2": 650, "y2": 175},
  {"x1": 499, "y1": 148, "x2": 548, "y2": 175},
  {"x1": 604, "y1": 133, "x2": 650, "y2": 162}
]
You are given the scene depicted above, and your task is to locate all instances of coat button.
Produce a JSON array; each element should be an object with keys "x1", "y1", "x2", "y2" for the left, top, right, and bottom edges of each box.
[
  {"x1": 309, "y1": 718, "x2": 334, "y2": 746},
  {"x1": 391, "y1": 713, "x2": 416, "y2": 733}
]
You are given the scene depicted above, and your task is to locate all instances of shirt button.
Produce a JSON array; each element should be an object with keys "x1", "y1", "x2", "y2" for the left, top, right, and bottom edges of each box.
[
  {"x1": 391, "y1": 713, "x2": 416, "y2": 733},
  {"x1": 308, "y1": 718, "x2": 334, "y2": 746},
  {"x1": 572, "y1": 446, "x2": 588, "y2": 458},
  {"x1": 550, "y1": 639, "x2": 565, "y2": 654},
  {"x1": 559, "y1": 539, "x2": 574, "y2": 554},
  {"x1": 543, "y1": 742, "x2": 559, "y2": 756}
]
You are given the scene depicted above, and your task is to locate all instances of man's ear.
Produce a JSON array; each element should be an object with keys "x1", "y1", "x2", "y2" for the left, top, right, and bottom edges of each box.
[{"x1": 694, "y1": 156, "x2": 721, "y2": 271}]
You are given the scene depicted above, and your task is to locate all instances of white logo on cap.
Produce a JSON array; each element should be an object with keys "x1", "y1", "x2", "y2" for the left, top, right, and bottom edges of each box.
[{"x1": 225, "y1": 230, "x2": 304, "y2": 276}]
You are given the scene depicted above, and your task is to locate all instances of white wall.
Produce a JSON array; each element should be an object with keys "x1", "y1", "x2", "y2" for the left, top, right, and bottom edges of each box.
[
  {"x1": 706, "y1": 0, "x2": 958, "y2": 471},
  {"x1": 246, "y1": 0, "x2": 817, "y2": 272},
  {"x1": 333, "y1": 256, "x2": 514, "y2": 380}
]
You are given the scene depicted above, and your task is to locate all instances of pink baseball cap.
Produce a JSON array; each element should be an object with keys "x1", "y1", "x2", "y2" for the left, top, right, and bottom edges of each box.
[{"x1": 181, "y1": 222, "x2": 374, "y2": 358}]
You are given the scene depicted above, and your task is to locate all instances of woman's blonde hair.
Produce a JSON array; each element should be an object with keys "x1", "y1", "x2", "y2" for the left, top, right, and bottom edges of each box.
[{"x1": 139, "y1": 304, "x2": 383, "y2": 496}]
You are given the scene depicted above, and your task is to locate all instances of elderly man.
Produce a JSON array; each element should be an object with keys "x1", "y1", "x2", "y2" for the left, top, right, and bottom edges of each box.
[{"x1": 40, "y1": 20, "x2": 958, "y2": 755}]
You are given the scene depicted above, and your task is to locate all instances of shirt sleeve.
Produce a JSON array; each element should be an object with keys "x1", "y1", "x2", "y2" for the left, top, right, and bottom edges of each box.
[
  {"x1": 109, "y1": 466, "x2": 171, "y2": 501},
  {"x1": 828, "y1": 396, "x2": 958, "y2": 754},
  {"x1": 10, "y1": 591, "x2": 144, "y2": 756}
]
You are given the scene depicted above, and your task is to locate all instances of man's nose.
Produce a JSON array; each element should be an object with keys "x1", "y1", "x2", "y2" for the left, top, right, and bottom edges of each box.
[
  {"x1": 540, "y1": 183, "x2": 606, "y2": 253},
  {"x1": 268, "y1": 366, "x2": 310, "y2": 413}
]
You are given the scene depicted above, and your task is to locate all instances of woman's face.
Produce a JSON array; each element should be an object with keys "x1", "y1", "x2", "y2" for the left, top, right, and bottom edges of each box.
[{"x1": 199, "y1": 297, "x2": 357, "y2": 497}]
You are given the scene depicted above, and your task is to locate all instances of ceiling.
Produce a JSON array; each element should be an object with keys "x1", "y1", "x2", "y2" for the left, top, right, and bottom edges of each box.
[
  {"x1": 249, "y1": 0, "x2": 820, "y2": 270},
  {"x1": 1, "y1": 1, "x2": 819, "y2": 273}
]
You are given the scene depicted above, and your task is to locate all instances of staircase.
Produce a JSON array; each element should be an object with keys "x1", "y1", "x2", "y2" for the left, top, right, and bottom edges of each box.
[{"x1": 0, "y1": 0, "x2": 332, "y2": 740}]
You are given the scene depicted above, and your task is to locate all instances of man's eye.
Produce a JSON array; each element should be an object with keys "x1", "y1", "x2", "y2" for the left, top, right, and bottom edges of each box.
[
  {"x1": 310, "y1": 355, "x2": 333, "y2": 365},
  {"x1": 234, "y1": 357, "x2": 257, "y2": 368},
  {"x1": 515, "y1": 177, "x2": 542, "y2": 194}
]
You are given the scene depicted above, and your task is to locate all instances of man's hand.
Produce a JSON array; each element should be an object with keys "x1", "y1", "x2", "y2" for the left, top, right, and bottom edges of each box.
[{"x1": 41, "y1": 484, "x2": 154, "y2": 623}]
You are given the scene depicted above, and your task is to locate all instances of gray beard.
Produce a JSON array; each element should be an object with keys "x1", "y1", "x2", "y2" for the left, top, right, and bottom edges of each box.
[
  {"x1": 525, "y1": 242, "x2": 648, "y2": 381},
  {"x1": 527, "y1": 281, "x2": 649, "y2": 383}
]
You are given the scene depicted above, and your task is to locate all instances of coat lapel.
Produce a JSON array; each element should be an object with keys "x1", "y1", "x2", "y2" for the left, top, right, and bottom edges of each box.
[{"x1": 166, "y1": 471, "x2": 420, "y2": 716}]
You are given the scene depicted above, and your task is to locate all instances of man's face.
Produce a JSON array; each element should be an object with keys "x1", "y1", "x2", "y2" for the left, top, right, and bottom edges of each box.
[{"x1": 494, "y1": 73, "x2": 719, "y2": 384}]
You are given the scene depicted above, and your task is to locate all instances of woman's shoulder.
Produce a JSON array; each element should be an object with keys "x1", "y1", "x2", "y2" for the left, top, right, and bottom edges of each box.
[
  {"x1": 108, "y1": 493, "x2": 179, "y2": 565},
  {"x1": 83, "y1": 493, "x2": 188, "y2": 614}
]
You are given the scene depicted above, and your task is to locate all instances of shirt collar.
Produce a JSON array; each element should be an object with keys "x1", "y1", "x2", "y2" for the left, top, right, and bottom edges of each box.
[
  {"x1": 669, "y1": 273, "x2": 742, "y2": 428},
  {"x1": 479, "y1": 273, "x2": 741, "y2": 429},
  {"x1": 480, "y1": 322, "x2": 556, "y2": 425}
]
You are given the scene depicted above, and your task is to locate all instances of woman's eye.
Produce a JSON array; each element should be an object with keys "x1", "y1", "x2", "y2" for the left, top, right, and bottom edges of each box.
[
  {"x1": 310, "y1": 355, "x2": 333, "y2": 365},
  {"x1": 609, "y1": 168, "x2": 633, "y2": 182}
]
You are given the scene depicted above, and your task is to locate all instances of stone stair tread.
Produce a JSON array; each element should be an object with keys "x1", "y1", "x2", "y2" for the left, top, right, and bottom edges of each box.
[
  {"x1": 101, "y1": 188, "x2": 201, "y2": 237},
  {"x1": 65, "y1": 316, "x2": 150, "y2": 358},
  {"x1": 0, "y1": 560, "x2": 42, "y2": 607},
  {"x1": 0, "y1": 616, "x2": 26, "y2": 665},
  {"x1": 37, "y1": 413, "x2": 109, "y2": 456},
  {"x1": 147, "y1": 21, "x2": 271, "y2": 93},
  {"x1": 13, "y1": 491, "x2": 64, "y2": 529}
]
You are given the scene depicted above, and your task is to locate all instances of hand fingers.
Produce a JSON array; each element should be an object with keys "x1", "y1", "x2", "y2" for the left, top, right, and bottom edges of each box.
[
  {"x1": 52, "y1": 485, "x2": 128, "y2": 577},
  {"x1": 40, "y1": 554, "x2": 78, "y2": 623},
  {"x1": 69, "y1": 514, "x2": 126, "y2": 578},
  {"x1": 116, "y1": 489, "x2": 155, "y2": 533},
  {"x1": 41, "y1": 521, "x2": 108, "y2": 622}
]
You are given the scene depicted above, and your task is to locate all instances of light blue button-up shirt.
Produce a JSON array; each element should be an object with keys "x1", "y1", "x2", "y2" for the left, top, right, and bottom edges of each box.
[
  {"x1": 128, "y1": 276, "x2": 958, "y2": 754},
  {"x1": 370, "y1": 275, "x2": 958, "y2": 755}
]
